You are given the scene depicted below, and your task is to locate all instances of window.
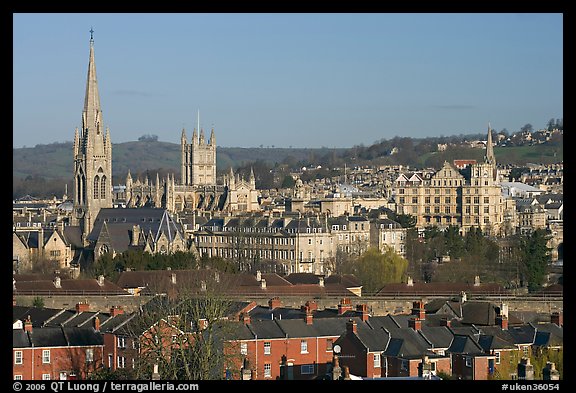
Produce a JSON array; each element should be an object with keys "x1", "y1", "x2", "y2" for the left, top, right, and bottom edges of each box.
[
  {"x1": 301, "y1": 364, "x2": 314, "y2": 375},
  {"x1": 326, "y1": 339, "x2": 333, "y2": 352},
  {"x1": 50, "y1": 250, "x2": 61, "y2": 257},
  {"x1": 14, "y1": 351, "x2": 22, "y2": 365},
  {"x1": 374, "y1": 353, "x2": 381, "y2": 368},
  {"x1": 264, "y1": 342, "x2": 271, "y2": 355},
  {"x1": 412, "y1": 197, "x2": 418, "y2": 204},
  {"x1": 495, "y1": 351, "x2": 501, "y2": 365},
  {"x1": 401, "y1": 360, "x2": 409, "y2": 371},
  {"x1": 118, "y1": 336, "x2": 126, "y2": 349},
  {"x1": 42, "y1": 350, "x2": 50, "y2": 364},
  {"x1": 117, "y1": 356, "x2": 126, "y2": 369},
  {"x1": 434, "y1": 197, "x2": 440, "y2": 204},
  {"x1": 264, "y1": 363, "x2": 271, "y2": 378},
  {"x1": 86, "y1": 348, "x2": 94, "y2": 362},
  {"x1": 240, "y1": 342, "x2": 248, "y2": 355},
  {"x1": 300, "y1": 340, "x2": 308, "y2": 354},
  {"x1": 465, "y1": 356, "x2": 472, "y2": 367},
  {"x1": 425, "y1": 197, "x2": 430, "y2": 204},
  {"x1": 522, "y1": 346, "x2": 529, "y2": 357},
  {"x1": 14, "y1": 375, "x2": 22, "y2": 380},
  {"x1": 42, "y1": 374, "x2": 51, "y2": 380}
]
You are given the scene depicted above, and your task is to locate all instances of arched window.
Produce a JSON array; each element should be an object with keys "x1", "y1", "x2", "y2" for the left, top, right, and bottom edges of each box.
[
  {"x1": 100, "y1": 176, "x2": 106, "y2": 199},
  {"x1": 94, "y1": 176, "x2": 100, "y2": 199}
]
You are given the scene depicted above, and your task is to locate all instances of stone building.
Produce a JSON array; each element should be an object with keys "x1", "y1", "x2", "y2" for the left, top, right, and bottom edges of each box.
[
  {"x1": 394, "y1": 125, "x2": 505, "y2": 235},
  {"x1": 71, "y1": 31, "x2": 113, "y2": 245}
]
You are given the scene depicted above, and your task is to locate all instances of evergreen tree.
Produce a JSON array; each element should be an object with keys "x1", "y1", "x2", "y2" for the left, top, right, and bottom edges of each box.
[{"x1": 521, "y1": 229, "x2": 551, "y2": 292}]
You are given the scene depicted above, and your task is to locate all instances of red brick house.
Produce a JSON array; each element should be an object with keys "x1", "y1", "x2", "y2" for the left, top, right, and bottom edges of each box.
[{"x1": 13, "y1": 316, "x2": 104, "y2": 380}]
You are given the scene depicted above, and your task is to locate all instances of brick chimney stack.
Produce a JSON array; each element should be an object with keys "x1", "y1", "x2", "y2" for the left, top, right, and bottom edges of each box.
[
  {"x1": 551, "y1": 311, "x2": 563, "y2": 327},
  {"x1": 409, "y1": 317, "x2": 422, "y2": 331},
  {"x1": 241, "y1": 312, "x2": 251, "y2": 325},
  {"x1": 411, "y1": 300, "x2": 426, "y2": 320},
  {"x1": 496, "y1": 314, "x2": 509, "y2": 330},
  {"x1": 304, "y1": 300, "x2": 318, "y2": 312},
  {"x1": 338, "y1": 298, "x2": 353, "y2": 315},
  {"x1": 268, "y1": 297, "x2": 282, "y2": 310},
  {"x1": 76, "y1": 302, "x2": 90, "y2": 313},
  {"x1": 440, "y1": 317, "x2": 451, "y2": 328},
  {"x1": 356, "y1": 304, "x2": 369, "y2": 322},
  {"x1": 110, "y1": 306, "x2": 124, "y2": 317},
  {"x1": 304, "y1": 306, "x2": 313, "y2": 325},
  {"x1": 24, "y1": 315, "x2": 33, "y2": 332},
  {"x1": 346, "y1": 319, "x2": 357, "y2": 334},
  {"x1": 94, "y1": 316, "x2": 100, "y2": 332}
]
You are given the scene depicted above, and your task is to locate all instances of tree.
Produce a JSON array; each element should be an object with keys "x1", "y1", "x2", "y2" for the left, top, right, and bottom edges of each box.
[
  {"x1": 280, "y1": 175, "x2": 295, "y2": 189},
  {"x1": 353, "y1": 247, "x2": 408, "y2": 293},
  {"x1": 32, "y1": 296, "x2": 45, "y2": 308},
  {"x1": 520, "y1": 123, "x2": 533, "y2": 133},
  {"x1": 521, "y1": 229, "x2": 551, "y2": 292},
  {"x1": 122, "y1": 274, "x2": 242, "y2": 380}
]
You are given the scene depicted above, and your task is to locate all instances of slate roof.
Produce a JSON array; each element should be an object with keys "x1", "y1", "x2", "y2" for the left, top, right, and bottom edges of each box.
[
  {"x1": 383, "y1": 329, "x2": 435, "y2": 359},
  {"x1": 530, "y1": 322, "x2": 563, "y2": 348},
  {"x1": 13, "y1": 276, "x2": 128, "y2": 296},
  {"x1": 377, "y1": 282, "x2": 508, "y2": 296},
  {"x1": 13, "y1": 327, "x2": 103, "y2": 348},
  {"x1": 447, "y1": 334, "x2": 485, "y2": 355}
]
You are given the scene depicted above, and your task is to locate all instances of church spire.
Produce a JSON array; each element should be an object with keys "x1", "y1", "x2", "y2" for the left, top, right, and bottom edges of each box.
[
  {"x1": 83, "y1": 28, "x2": 102, "y2": 136},
  {"x1": 485, "y1": 122, "x2": 496, "y2": 166}
]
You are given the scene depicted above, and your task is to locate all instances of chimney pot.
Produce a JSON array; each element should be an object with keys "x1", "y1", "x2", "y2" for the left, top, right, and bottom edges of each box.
[
  {"x1": 24, "y1": 315, "x2": 33, "y2": 332},
  {"x1": 94, "y1": 316, "x2": 100, "y2": 331},
  {"x1": 346, "y1": 319, "x2": 357, "y2": 334},
  {"x1": 409, "y1": 317, "x2": 422, "y2": 331},
  {"x1": 76, "y1": 302, "x2": 90, "y2": 313}
]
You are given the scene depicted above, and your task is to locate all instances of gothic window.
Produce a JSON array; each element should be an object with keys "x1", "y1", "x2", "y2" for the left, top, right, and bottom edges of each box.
[
  {"x1": 101, "y1": 176, "x2": 107, "y2": 199},
  {"x1": 94, "y1": 176, "x2": 100, "y2": 199},
  {"x1": 99, "y1": 244, "x2": 109, "y2": 256}
]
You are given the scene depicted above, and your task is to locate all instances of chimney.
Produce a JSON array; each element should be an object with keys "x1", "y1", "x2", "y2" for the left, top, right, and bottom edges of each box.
[
  {"x1": 240, "y1": 312, "x2": 251, "y2": 325},
  {"x1": 550, "y1": 311, "x2": 563, "y2": 327},
  {"x1": 440, "y1": 317, "x2": 452, "y2": 328},
  {"x1": 338, "y1": 298, "x2": 353, "y2": 315},
  {"x1": 318, "y1": 276, "x2": 324, "y2": 287},
  {"x1": 499, "y1": 303, "x2": 509, "y2": 319},
  {"x1": 459, "y1": 291, "x2": 467, "y2": 303},
  {"x1": 24, "y1": 315, "x2": 33, "y2": 332},
  {"x1": 496, "y1": 314, "x2": 509, "y2": 330},
  {"x1": 54, "y1": 276, "x2": 61, "y2": 289},
  {"x1": 543, "y1": 362, "x2": 560, "y2": 380},
  {"x1": 411, "y1": 300, "x2": 426, "y2": 320},
  {"x1": 97, "y1": 275, "x2": 105, "y2": 286},
  {"x1": 342, "y1": 365, "x2": 351, "y2": 380},
  {"x1": 110, "y1": 306, "x2": 124, "y2": 317},
  {"x1": 268, "y1": 297, "x2": 282, "y2": 310},
  {"x1": 171, "y1": 273, "x2": 177, "y2": 285},
  {"x1": 304, "y1": 307, "x2": 313, "y2": 325},
  {"x1": 94, "y1": 316, "x2": 100, "y2": 332},
  {"x1": 407, "y1": 276, "x2": 414, "y2": 287},
  {"x1": 346, "y1": 319, "x2": 357, "y2": 334},
  {"x1": 356, "y1": 304, "x2": 369, "y2": 322},
  {"x1": 76, "y1": 302, "x2": 89, "y2": 313},
  {"x1": 474, "y1": 275, "x2": 481, "y2": 287},
  {"x1": 518, "y1": 357, "x2": 535, "y2": 380},
  {"x1": 256, "y1": 271, "x2": 262, "y2": 281},
  {"x1": 260, "y1": 278, "x2": 267, "y2": 289},
  {"x1": 409, "y1": 317, "x2": 422, "y2": 331},
  {"x1": 304, "y1": 300, "x2": 318, "y2": 312}
]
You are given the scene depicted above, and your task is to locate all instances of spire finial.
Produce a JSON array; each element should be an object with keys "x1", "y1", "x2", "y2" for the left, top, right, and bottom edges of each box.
[{"x1": 90, "y1": 27, "x2": 94, "y2": 41}]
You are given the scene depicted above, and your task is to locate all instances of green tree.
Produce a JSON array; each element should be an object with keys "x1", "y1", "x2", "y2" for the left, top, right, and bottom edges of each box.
[
  {"x1": 521, "y1": 229, "x2": 551, "y2": 292},
  {"x1": 280, "y1": 175, "x2": 295, "y2": 189},
  {"x1": 354, "y1": 247, "x2": 408, "y2": 293},
  {"x1": 32, "y1": 296, "x2": 45, "y2": 308}
]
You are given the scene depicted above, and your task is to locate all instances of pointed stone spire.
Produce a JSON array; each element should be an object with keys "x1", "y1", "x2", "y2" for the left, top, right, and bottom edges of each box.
[
  {"x1": 83, "y1": 30, "x2": 102, "y2": 136},
  {"x1": 192, "y1": 128, "x2": 198, "y2": 145},
  {"x1": 485, "y1": 123, "x2": 496, "y2": 166},
  {"x1": 209, "y1": 128, "x2": 216, "y2": 146},
  {"x1": 250, "y1": 167, "x2": 256, "y2": 188},
  {"x1": 181, "y1": 128, "x2": 187, "y2": 144},
  {"x1": 199, "y1": 128, "x2": 205, "y2": 145},
  {"x1": 229, "y1": 167, "x2": 235, "y2": 188}
]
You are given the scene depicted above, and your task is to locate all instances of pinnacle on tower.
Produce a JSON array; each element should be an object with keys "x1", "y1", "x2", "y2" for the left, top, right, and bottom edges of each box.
[{"x1": 485, "y1": 123, "x2": 496, "y2": 166}]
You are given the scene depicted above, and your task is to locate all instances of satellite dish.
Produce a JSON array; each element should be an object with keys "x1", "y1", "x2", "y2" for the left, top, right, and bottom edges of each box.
[{"x1": 333, "y1": 344, "x2": 341, "y2": 354}]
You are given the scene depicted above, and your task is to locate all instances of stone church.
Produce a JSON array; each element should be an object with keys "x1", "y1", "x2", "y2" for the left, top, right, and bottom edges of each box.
[
  {"x1": 123, "y1": 126, "x2": 259, "y2": 215},
  {"x1": 70, "y1": 32, "x2": 188, "y2": 260}
]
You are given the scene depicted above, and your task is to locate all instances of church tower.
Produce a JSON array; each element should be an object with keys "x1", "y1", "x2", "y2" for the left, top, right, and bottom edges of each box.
[
  {"x1": 181, "y1": 124, "x2": 217, "y2": 187},
  {"x1": 73, "y1": 30, "x2": 113, "y2": 244}
]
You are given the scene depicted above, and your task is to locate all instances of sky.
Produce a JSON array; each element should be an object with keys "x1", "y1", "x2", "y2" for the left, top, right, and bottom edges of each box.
[{"x1": 13, "y1": 13, "x2": 563, "y2": 149}]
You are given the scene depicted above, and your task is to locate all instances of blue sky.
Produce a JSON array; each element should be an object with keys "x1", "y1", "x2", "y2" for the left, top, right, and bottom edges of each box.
[{"x1": 13, "y1": 13, "x2": 563, "y2": 149}]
